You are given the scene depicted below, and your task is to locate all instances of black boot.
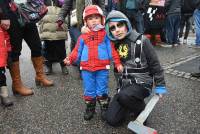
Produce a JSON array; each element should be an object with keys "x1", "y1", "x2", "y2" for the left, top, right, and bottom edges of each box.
[
  {"x1": 98, "y1": 95, "x2": 110, "y2": 121},
  {"x1": 0, "y1": 86, "x2": 13, "y2": 107},
  {"x1": 191, "y1": 72, "x2": 200, "y2": 78},
  {"x1": 84, "y1": 99, "x2": 96, "y2": 120},
  {"x1": 60, "y1": 62, "x2": 69, "y2": 75},
  {"x1": 45, "y1": 61, "x2": 52, "y2": 75}
]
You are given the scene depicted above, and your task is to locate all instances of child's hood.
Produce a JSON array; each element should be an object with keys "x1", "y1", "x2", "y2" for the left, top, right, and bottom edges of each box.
[{"x1": 105, "y1": 10, "x2": 132, "y2": 41}]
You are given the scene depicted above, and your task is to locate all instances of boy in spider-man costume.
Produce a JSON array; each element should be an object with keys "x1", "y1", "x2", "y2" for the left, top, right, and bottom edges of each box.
[{"x1": 64, "y1": 5, "x2": 123, "y2": 121}]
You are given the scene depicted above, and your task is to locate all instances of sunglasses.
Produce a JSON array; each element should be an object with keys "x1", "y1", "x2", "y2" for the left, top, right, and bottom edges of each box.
[{"x1": 109, "y1": 21, "x2": 126, "y2": 32}]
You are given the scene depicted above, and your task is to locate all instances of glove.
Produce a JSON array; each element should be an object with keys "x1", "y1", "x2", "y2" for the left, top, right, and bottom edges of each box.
[
  {"x1": 56, "y1": 19, "x2": 64, "y2": 28},
  {"x1": 155, "y1": 86, "x2": 167, "y2": 95}
]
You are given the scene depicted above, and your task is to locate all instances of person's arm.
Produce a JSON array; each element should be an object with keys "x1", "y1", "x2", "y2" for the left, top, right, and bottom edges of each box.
[
  {"x1": 68, "y1": 35, "x2": 84, "y2": 65},
  {"x1": 58, "y1": 0, "x2": 73, "y2": 21},
  {"x1": 142, "y1": 37, "x2": 165, "y2": 86}
]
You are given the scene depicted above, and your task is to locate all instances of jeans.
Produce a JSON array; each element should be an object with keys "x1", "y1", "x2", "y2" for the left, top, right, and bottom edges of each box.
[
  {"x1": 194, "y1": 9, "x2": 200, "y2": 45},
  {"x1": 179, "y1": 14, "x2": 192, "y2": 39},
  {"x1": 165, "y1": 14, "x2": 181, "y2": 44},
  {"x1": 126, "y1": 9, "x2": 144, "y2": 33}
]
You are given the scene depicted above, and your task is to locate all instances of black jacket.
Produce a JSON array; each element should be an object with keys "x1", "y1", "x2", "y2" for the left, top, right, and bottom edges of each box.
[{"x1": 0, "y1": 0, "x2": 12, "y2": 20}]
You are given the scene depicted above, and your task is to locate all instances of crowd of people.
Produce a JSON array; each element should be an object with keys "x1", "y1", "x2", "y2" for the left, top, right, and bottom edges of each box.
[{"x1": 0, "y1": 0, "x2": 199, "y2": 130}]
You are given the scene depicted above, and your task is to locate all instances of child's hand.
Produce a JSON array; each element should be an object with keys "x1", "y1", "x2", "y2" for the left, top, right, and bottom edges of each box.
[
  {"x1": 81, "y1": 26, "x2": 91, "y2": 34},
  {"x1": 63, "y1": 57, "x2": 71, "y2": 66},
  {"x1": 1, "y1": 20, "x2": 10, "y2": 30},
  {"x1": 117, "y1": 64, "x2": 123, "y2": 73}
]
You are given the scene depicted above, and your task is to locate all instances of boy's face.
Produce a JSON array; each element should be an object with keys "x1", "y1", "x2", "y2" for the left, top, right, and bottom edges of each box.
[
  {"x1": 108, "y1": 21, "x2": 127, "y2": 40},
  {"x1": 86, "y1": 14, "x2": 102, "y2": 29}
]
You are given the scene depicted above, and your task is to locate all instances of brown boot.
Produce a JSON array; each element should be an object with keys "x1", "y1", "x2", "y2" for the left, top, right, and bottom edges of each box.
[
  {"x1": 31, "y1": 56, "x2": 54, "y2": 86},
  {"x1": 9, "y1": 61, "x2": 34, "y2": 96}
]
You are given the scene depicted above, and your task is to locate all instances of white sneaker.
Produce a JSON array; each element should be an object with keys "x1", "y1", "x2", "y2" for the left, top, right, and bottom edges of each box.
[
  {"x1": 161, "y1": 44, "x2": 173, "y2": 48},
  {"x1": 183, "y1": 39, "x2": 187, "y2": 44},
  {"x1": 179, "y1": 37, "x2": 183, "y2": 44}
]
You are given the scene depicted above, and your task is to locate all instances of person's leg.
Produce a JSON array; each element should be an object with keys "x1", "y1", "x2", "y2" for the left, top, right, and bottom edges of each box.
[
  {"x1": 82, "y1": 70, "x2": 97, "y2": 120},
  {"x1": 95, "y1": 70, "x2": 110, "y2": 120},
  {"x1": 194, "y1": 9, "x2": 200, "y2": 45},
  {"x1": 69, "y1": 26, "x2": 81, "y2": 51},
  {"x1": 105, "y1": 93, "x2": 128, "y2": 126},
  {"x1": 165, "y1": 15, "x2": 174, "y2": 45},
  {"x1": 184, "y1": 16, "x2": 192, "y2": 40},
  {"x1": 173, "y1": 14, "x2": 181, "y2": 44},
  {"x1": 43, "y1": 41, "x2": 53, "y2": 75},
  {"x1": 0, "y1": 68, "x2": 13, "y2": 107},
  {"x1": 24, "y1": 23, "x2": 53, "y2": 86},
  {"x1": 8, "y1": 17, "x2": 33, "y2": 96},
  {"x1": 117, "y1": 83, "x2": 149, "y2": 117},
  {"x1": 179, "y1": 14, "x2": 186, "y2": 42}
]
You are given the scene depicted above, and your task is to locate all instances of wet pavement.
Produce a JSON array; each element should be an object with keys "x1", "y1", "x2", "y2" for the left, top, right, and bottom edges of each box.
[{"x1": 0, "y1": 35, "x2": 200, "y2": 134}]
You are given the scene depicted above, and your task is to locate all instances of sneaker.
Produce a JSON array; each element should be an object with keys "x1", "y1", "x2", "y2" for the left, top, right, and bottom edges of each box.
[
  {"x1": 183, "y1": 39, "x2": 187, "y2": 44},
  {"x1": 161, "y1": 44, "x2": 173, "y2": 48}
]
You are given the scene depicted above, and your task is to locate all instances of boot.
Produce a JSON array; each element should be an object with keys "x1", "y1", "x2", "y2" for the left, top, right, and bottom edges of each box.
[
  {"x1": 32, "y1": 57, "x2": 54, "y2": 86},
  {"x1": 97, "y1": 94, "x2": 110, "y2": 121},
  {"x1": 60, "y1": 62, "x2": 68, "y2": 75},
  {"x1": 0, "y1": 86, "x2": 13, "y2": 107},
  {"x1": 9, "y1": 61, "x2": 34, "y2": 96},
  {"x1": 45, "y1": 61, "x2": 52, "y2": 75},
  {"x1": 84, "y1": 99, "x2": 96, "y2": 120},
  {"x1": 191, "y1": 72, "x2": 200, "y2": 78}
]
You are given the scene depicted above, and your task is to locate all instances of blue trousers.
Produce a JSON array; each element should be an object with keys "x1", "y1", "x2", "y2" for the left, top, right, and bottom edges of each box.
[
  {"x1": 165, "y1": 14, "x2": 181, "y2": 44},
  {"x1": 194, "y1": 9, "x2": 200, "y2": 45},
  {"x1": 82, "y1": 70, "x2": 109, "y2": 98}
]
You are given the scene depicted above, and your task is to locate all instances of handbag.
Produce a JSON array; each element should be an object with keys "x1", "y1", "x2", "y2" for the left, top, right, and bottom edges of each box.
[
  {"x1": 70, "y1": 9, "x2": 78, "y2": 26},
  {"x1": 10, "y1": 0, "x2": 48, "y2": 26}
]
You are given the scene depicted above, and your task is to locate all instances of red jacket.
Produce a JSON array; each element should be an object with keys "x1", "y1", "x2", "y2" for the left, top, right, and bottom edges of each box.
[
  {"x1": 69, "y1": 29, "x2": 121, "y2": 72},
  {"x1": 0, "y1": 27, "x2": 11, "y2": 67}
]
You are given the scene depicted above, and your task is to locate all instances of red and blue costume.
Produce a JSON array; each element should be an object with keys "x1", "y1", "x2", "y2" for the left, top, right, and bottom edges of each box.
[{"x1": 69, "y1": 29, "x2": 121, "y2": 99}]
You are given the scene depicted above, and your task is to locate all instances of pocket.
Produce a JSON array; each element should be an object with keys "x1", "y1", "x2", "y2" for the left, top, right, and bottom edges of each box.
[{"x1": 98, "y1": 43, "x2": 109, "y2": 60}]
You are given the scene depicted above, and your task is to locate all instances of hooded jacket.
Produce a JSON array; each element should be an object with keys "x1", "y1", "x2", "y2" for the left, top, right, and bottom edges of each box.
[{"x1": 105, "y1": 10, "x2": 165, "y2": 88}]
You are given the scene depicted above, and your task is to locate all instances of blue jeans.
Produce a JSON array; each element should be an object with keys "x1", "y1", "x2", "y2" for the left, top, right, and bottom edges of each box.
[
  {"x1": 194, "y1": 9, "x2": 200, "y2": 45},
  {"x1": 69, "y1": 26, "x2": 81, "y2": 51},
  {"x1": 126, "y1": 10, "x2": 144, "y2": 33},
  {"x1": 165, "y1": 14, "x2": 181, "y2": 44},
  {"x1": 82, "y1": 70, "x2": 109, "y2": 98}
]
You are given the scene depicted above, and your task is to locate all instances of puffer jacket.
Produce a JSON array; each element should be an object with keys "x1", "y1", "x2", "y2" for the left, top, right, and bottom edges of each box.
[
  {"x1": 0, "y1": 27, "x2": 11, "y2": 67},
  {"x1": 58, "y1": 0, "x2": 106, "y2": 29},
  {"x1": 68, "y1": 29, "x2": 121, "y2": 72},
  {"x1": 39, "y1": 3, "x2": 68, "y2": 41},
  {"x1": 105, "y1": 10, "x2": 166, "y2": 87}
]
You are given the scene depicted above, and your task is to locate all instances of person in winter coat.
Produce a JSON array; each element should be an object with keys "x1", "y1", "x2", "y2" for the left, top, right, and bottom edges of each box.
[
  {"x1": 164, "y1": 0, "x2": 181, "y2": 47},
  {"x1": 178, "y1": 0, "x2": 194, "y2": 44},
  {"x1": 0, "y1": 0, "x2": 53, "y2": 96},
  {"x1": 64, "y1": 5, "x2": 123, "y2": 121},
  {"x1": 39, "y1": 0, "x2": 69, "y2": 75},
  {"x1": 104, "y1": 10, "x2": 167, "y2": 126},
  {"x1": 0, "y1": 24, "x2": 13, "y2": 107}
]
